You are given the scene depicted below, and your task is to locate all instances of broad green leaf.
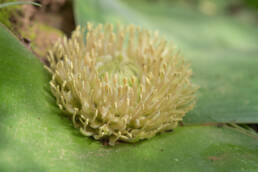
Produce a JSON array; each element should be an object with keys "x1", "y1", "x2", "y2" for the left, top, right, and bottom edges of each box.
[
  {"x1": 0, "y1": 24, "x2": 258, "y2": 172},
  {"x1": 74, "y1": 0, "x2": 258, "y2": 124}
]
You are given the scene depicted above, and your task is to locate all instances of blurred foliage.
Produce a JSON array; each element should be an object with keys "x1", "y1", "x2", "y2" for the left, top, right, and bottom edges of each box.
[
  {"x1": 121, "y1": 0, "x2": 258, "y2": 30},
  {"x1": 123, "y1": 0, "x2": 258, "y2": 17},
  {"x1": 243, "y1": 0, "x2": 258, "y2": 9},
  {"x1": 0, "y1": 0, "x2": 17, "y2": 29}
]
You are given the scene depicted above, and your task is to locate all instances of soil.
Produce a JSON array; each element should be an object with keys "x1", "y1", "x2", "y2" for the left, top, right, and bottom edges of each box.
[{"x1": 9, "y1": 0, "x2": 75, "y2": 62}]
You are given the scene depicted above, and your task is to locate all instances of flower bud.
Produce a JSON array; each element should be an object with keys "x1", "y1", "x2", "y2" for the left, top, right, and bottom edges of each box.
[{"x1": 47, "y1": 23, "x2": 198, "y2": 145}]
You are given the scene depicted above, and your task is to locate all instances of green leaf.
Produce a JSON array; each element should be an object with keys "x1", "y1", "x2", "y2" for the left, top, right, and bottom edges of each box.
[
  {"x1": 0, "y1": 23, "x2": 258, "y2": 171},
  {"x1": 74, "y1": 0, "x2": 258, "y2": 124}
]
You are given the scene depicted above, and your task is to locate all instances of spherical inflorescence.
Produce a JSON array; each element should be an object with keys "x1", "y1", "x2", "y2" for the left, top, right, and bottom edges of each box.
[{"x1": 46, "y1": 23, "x2": 198, "y2": 145}]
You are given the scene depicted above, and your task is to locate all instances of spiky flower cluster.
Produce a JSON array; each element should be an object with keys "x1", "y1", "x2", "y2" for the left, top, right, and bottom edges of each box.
[{"x1": 46, "y1": 23, "x2": 197, "y2": 145}]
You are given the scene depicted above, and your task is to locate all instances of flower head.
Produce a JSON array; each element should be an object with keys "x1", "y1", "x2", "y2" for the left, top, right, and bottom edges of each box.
[{"x1": 46, "y1": 23, "x2": 198, "y2": 145}]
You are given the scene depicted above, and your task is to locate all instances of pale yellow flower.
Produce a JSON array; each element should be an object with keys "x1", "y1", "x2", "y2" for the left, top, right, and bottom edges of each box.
[{"x1": 46, "y1": 23, "x2": 198, "y2": 145}]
